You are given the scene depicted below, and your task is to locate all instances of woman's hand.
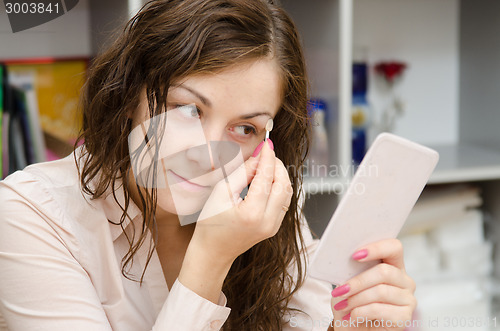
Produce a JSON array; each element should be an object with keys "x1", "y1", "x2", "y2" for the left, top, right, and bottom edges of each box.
[
  {"x1": 191, "y1": 139, "x2": 292, "y2": 262},
  {"x1": 329, "y1": 239, "x2": 417, "y2": 330},
  {"x1": 179, "y1": 139, "x2": 293, "y2": 303}
]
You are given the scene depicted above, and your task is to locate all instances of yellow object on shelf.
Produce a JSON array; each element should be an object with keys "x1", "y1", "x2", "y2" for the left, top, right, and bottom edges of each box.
[
  {"x1": 351, "y1": 106, "x2": 366, "y2": 127},
  {"x1": 7, "y1": 60, "x2": 87, "y2": 144}
]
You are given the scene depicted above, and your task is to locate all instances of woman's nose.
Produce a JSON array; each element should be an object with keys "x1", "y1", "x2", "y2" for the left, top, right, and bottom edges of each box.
[{"x1": 185, "y1": 122, "x2": 226, "y2": 169}]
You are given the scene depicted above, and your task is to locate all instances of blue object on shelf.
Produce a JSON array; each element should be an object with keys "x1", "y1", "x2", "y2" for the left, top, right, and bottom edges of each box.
[
  {"x1": 352, "y1": 127, "x2": 366, "y2": 165},
  {"x1": 307, "y1": 98, "x2": 329, "y2": 122},
  {"x1": 352, "y1": 62, "x2": 368, "y2": 97},
  {"x1": 352, "y1": 63, "x2": 369, "y2": 165}
]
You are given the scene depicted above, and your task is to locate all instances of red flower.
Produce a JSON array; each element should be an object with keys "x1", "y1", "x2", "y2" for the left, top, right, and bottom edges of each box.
[{"x1": 375, "y1": 61, "x2": 407, "y2": 83}]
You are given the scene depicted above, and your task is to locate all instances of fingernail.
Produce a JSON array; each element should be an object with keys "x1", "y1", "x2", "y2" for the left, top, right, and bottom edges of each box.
[
  {"x1": 252, "y1": 141, "x2": 265, "y2": 157},
  {"x1": 352, "y1": 249, "x2": 368, "y2": 260},
  {"x1": 334, "y1": 299, "x2": 348, "y2": 311},
  {"x1": 342, "y1": 313, "x2": 351, "y2": 321},
  {"x1": 331, "y1": 284, "x2": 350, "y2": 297},
  {"x1": 266, "y1": 138, "x2": 274, "y2": 151}
]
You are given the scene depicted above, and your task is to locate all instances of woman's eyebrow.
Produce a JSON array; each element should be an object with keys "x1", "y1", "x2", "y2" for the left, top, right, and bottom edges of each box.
[
  {"x1": 174, "y1": 84, "x2": 273, "y2": 120},
  {"x1": 176, "y1": 84, "x2": 212, "y2": 107},
  {"x1": 238, "y1": 112, "x2": 272, "y2": 120}
]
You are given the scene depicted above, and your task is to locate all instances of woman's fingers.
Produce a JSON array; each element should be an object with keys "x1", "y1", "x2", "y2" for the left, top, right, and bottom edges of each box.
[
  {"x1": 329, "y1": 240, "x2": 417, "y2": 329},
  {"x1": 262, "y1": 157, "x2": 293, "y2": 235},
  {"x1": 197, "y1": 152, "x2": 260, "y2": 221},
  {"x1": 353, "y1": 238, "x2": 406, "y2": 270},
  {"x1": 220, "y1": 150, "x2": 260, "y2": 202},
  {"x1": 332, "y1": 283, "x2": 417, "y2": 315},
  {"x1": 243, "y1": 140, "x2": 275, "y2": 210},
  {"x1": 198, "y1": 139, "x2": 290, "y2": 243},
  {"x1": 332, "y1": 262, "x2": 414, "y2": 299},
  {"x1": 335, "y1": 302, "x2": 415, "y2": 328}
]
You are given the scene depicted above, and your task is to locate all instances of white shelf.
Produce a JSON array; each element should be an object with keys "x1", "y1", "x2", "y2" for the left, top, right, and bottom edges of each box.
[
  {"x1": 303, "y1": 143, "x2": 500, "y2": 194},
  {"x1": 297, "y1": 1, "x2": 500, "y2": 324},
  {"x1": 428, "y1": 143, "x2": 500, "y2": 184}
]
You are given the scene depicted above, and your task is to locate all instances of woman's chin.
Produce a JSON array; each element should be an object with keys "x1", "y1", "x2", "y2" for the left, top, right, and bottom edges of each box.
[{"x1": 156, "y1": 191, "x2": 207, "y2": 218}]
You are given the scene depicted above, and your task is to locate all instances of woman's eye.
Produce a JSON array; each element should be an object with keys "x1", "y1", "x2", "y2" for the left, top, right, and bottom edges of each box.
[
  {"x1": 176, "y1": 104, "x2": 201, "y2": 119},
  {"x1": 232, "y1": 125, "x2": 257, "y2": 137}
]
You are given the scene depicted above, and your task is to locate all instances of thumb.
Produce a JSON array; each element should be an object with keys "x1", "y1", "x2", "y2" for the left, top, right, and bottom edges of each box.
[
  {"x1": 223, "y1": 152, "x2": 261, "y2": 203},
  {"x1": 198, "y1": 152, "x2": 260, "y2": 221}
]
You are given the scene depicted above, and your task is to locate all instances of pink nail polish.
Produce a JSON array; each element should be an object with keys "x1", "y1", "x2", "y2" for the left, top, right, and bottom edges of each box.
[
  {"x1": 334, "y1": 299, "x2": 348, "y2": 311},
  {"x1": 342, "y1": 313, "x2": 351, "y2": 321},
  {"x1": 352, "y1": 249, "x2": 368, "y2": 260},
  {"x1": 252, "y1": 141, "x2": 265, "y2": 157},
  {"x1": 331, "y1": 284, "x2": 350, "y2": 297},
  {"x1": 267, "y1": 138, "x2": 274, "y2": 151}
]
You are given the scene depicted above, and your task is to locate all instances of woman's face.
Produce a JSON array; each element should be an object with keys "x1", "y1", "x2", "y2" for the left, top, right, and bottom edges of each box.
[{"x1": 129, "y1": 58, "x2": 283, "y2": 219}]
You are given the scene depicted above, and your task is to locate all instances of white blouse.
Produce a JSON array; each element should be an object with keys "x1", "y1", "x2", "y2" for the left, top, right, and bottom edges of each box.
[{"x1": 0, "y1": 149, "x2": 333, "y2": 331}]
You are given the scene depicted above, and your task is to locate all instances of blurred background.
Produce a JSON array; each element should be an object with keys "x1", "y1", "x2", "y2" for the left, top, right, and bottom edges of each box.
[{"x1": 1, "y1": 0, "x2": 500, "y2": 330}]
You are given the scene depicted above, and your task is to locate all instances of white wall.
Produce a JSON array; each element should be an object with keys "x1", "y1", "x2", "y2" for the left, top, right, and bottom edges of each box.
[
  {"x1": 282, "y1": 0, "x2": 340, "y2": 102},
  {"x1": 459, "y1": 0, "x2": 500, "y2": 151},
  {"x1": 353, "y1": 0, "x2": 459, "y2": 146},
  {"x1": 0, "y1": 0, "x2": 91, "y2": 59}
]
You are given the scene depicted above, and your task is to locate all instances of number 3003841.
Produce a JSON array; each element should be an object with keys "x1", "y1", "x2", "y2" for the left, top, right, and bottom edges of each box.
[{"x1": 5, "y1": 2, "x2": 60, "y2": 14}]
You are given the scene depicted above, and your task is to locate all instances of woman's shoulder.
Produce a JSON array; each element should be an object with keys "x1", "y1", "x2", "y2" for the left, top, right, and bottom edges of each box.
[
  {"x1": 0, "y1": 149, "x2": 110, "y2": 254},
  {"x1": 0, "y1": 150, "x2": 85, "y2": 216}
]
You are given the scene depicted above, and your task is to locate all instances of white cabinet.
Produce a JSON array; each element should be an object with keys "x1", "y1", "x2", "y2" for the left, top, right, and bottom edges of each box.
[
  {"x1": 284, "y1": 1, "x2": 500, "y2": 326},
  {"x1": 283, "y1": 0, "x2": 500, "y2": 237}
]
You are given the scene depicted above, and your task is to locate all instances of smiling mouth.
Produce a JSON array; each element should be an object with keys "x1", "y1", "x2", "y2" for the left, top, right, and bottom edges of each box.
[{"x1": 168, "y1": 170, "x2": 210, "y2": 192}]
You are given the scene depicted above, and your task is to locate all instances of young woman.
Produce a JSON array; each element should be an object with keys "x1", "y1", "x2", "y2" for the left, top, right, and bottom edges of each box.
[{"x1": 0, "y1": 0, "x2": 416, "y2": 330}]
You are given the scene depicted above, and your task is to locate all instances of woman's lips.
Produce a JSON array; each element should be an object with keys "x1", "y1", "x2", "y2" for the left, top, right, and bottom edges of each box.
[{"x1": 168, "y1": 170, "x2": 209, "y2": 193}]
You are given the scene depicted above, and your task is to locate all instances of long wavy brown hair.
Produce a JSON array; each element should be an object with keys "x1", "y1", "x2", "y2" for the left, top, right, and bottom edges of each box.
[{"x1": 76, "y1": 0, "x2": 311, "y2": 329}]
